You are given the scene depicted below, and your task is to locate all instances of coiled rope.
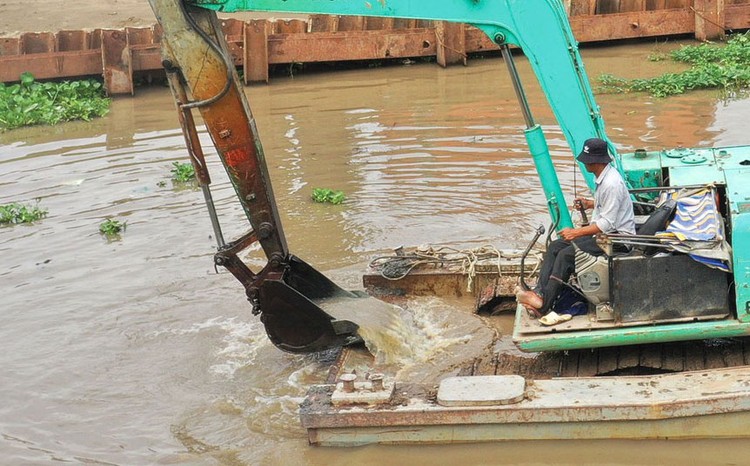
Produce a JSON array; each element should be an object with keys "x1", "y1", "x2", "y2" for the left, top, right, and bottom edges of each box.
[{"x1": 369, "y1": 245, "x2": 543, "y2": 292}]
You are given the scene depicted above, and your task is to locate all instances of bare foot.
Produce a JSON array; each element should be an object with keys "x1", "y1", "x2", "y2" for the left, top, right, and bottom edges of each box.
[{"x1": 516, "y1": 289, "x2": 543, "y2": 309}]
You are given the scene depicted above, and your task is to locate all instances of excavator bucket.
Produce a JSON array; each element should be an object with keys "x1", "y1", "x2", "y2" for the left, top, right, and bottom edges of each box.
[
  {"x1": 258, "y1": 256, "x2": 362, "y2": 353},
  {"x1": 149, "y1": 0, "x2": 376, "y2": 353}
]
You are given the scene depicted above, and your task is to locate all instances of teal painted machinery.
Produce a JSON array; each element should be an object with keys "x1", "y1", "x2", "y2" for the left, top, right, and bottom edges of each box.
[{"x1": 148, "y1": 0, "x2": 750, "y2": 353}]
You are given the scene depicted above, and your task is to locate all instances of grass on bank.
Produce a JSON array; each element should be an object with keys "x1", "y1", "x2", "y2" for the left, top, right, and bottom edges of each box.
[
  {"x1": 598, "y1": 32, "x2": 750, "y2": 97},
  {"x1": 0, "y1": 72, "x2": 110, "y2": 131},
  {"x1": 0, "y1": 202, "x2": 47, "y2": 225}
]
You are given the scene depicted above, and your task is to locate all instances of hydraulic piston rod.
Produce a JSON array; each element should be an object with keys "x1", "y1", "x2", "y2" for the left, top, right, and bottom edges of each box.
[{"x1": 500, "y1": 44, "x2": 572, "y2": 230}]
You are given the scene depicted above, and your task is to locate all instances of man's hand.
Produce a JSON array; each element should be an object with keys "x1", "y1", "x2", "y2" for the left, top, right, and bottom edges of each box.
[
  {"x1": 559, "y1": 228, "x2": 579, "y2": 241},
  {"x1": 560, "y1": 223, "x2": 602, "y2": 241},
  {"x1": 574, "y1": 197, "x2": 594, "y2": 210}
]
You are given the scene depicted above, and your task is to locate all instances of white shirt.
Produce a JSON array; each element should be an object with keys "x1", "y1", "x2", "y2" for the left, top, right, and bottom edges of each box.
[{"x1": 592, "y1": 165, "x2": 636, "y2": 235}]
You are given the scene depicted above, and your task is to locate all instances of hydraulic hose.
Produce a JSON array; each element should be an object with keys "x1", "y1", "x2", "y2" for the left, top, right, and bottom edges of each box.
[{"x1": 177, "y1": 0, "x2": 233, "y2": 109}]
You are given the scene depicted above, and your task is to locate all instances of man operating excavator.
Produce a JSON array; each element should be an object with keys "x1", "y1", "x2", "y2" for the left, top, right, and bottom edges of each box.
[{"x1": 517, "y1": 138, "x2": 635, "y2": 322}]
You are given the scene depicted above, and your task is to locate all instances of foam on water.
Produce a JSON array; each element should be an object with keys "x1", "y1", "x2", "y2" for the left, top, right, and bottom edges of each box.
[{"x1": 320, "y1": 295, "x2": 475, "y2": 373}]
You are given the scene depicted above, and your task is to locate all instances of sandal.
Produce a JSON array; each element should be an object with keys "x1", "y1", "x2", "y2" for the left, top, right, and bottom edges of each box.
[{"x1": 539, "y1": 311, "x2": 573, "y2": 326}]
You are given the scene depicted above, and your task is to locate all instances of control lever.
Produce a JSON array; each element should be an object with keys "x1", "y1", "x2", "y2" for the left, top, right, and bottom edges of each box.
[
  {"x1": 575, "y1": 199, "x2": 590, "y2": 226},
  {"x1": 519, "y1": 225, "x2": 545, "y2": 292}
]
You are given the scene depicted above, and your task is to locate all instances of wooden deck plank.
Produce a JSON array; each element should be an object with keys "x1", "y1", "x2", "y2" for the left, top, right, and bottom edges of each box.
[
  {"x1": 576, "y1": 349, "x2": 599, "y2": 377},
  {"x1": 560, "y1": 351, "x2": 581, "y2": 377},
  {"x1": 722, "y1": 340, "x2": 745, "y2": 368},
  {"x1": 597, "y1": 346, "x2": 620, "y2": 374},
  {"x1": 661, "y1": 343, "x2": 686, "y2": 372},
  {"x1": 617, "y1": 346, "x2": 640, "y2": 371},
  {"x1": 530, "y1": 353, "x2": 564, "y2": 379},
  {"x1": 684, "y1": 342, "x2": 706, "y2": 372},
  {"x1": 639, "y1": 344, "x2": 663, "y2": 370},
  {"x1": 705, "y1": 343, "x2": 728, "y2": 370}
]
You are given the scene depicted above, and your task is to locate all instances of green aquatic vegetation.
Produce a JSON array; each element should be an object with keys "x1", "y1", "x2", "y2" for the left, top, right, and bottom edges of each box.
[
  {"x1": 0, "y1": 202, "x2": 47, "y2": 224},
  {"x1": 312, "y1": 188, "x2": 346, "y2": 205},
  {"x1": 0, "y1": 72, "x2": 110, "y2": 131},
  {"x1": 99, "y1": 218, "x2": 126, "y2": 236},
  {"x1": 598, "y1": 32, "x2": 750, "y2": 97},
  {"x1": 170, "y1": 161, "x2": 196, "y2": 182}
]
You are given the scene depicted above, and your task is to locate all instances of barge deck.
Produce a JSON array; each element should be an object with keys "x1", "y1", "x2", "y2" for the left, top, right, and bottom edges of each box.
[{"x1": 297, "y1": 252, "x2": 750, "y2": 446}]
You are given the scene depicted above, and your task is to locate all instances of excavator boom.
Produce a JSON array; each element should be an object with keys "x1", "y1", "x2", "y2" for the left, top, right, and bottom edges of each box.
[
  {"x1": 149, "y1": 0, "x2": 750, "y2": 354},
  {"x1": 149, "y1": 0, "x2": 613, "y2": 353}
]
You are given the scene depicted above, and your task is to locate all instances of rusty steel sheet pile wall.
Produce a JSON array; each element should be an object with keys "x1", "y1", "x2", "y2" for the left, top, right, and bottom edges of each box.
[{"x1": 1, "y1": 0, "x2": 749, "y2": 95}]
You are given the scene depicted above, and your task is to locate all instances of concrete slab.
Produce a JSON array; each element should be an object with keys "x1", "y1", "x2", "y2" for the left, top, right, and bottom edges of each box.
[{"x1": 437, "y1": 375, "x2": 526, "y2": 407}]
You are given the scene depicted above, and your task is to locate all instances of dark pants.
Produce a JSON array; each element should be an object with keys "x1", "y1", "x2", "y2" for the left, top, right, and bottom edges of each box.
[{"x1": 533, "y1": 236, "x2": 603, "y2": 315}]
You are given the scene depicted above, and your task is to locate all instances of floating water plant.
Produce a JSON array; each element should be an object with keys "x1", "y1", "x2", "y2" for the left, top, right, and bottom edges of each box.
[
  {"x1": 0, "y1": 72, "x2": 110, "y2": 131},
  {"x1": 170, "y1": 161, "x2": 196, "y2": 182},
  {"x1": 99, "y1": 218, "x2": 126, "y2": 236},
  {"x1": 598, "y1": 32, "x2": 750, "y2": 97},
  {"x1": 0, "y1": 201, "x2": 47, "y2": 224},
  {"x1": 312, "y1": 188, "x2": 346, "y2": 205}
]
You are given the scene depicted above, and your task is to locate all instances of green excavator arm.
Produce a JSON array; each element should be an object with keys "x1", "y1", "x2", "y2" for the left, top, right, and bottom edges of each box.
[
  {"x1": 149, "y1": 0, "x2": 750, "y2": 353},
  {"x1": 148, "y1": 0, "x2": 612, "y2": 353}
]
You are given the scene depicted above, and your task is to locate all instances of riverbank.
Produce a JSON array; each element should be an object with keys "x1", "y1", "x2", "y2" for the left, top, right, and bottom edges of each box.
[{"x1": 0, "y1": 0, "x2": 305, "y2": 36}]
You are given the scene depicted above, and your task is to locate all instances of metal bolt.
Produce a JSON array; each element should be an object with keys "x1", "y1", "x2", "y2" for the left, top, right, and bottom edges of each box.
[
  {"x1": 246, "y1": 193, "x2": 256, "y2": 202},
  {"x1": 340, "y1": 373, "x2": 357, "y2": 393},
  {"x1": 258, "y1": 222, "x2": 274, "y2": 239},
  {"x1": 370, "y1": 373, "x2": 384, "y2": 391},
  {"x1": 219, "y1": 129, "x2": 232, "y2": 139},
  {"x1": 269, "y1": 252, "x2": 285, "y2": 267}
]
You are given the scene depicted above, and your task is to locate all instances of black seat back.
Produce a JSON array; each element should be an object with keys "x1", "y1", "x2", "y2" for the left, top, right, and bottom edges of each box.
[
  {"x1": 637, "y1": 199, "x2": 677, "y2": 236},
  {"x1": 635, "y1": 198, "x2": 677, "y2": 255}
]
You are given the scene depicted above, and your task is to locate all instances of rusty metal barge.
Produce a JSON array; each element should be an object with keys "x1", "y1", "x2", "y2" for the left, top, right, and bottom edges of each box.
[{"x1": 298, "y1": 255, "x2": 750, "y2": 446}]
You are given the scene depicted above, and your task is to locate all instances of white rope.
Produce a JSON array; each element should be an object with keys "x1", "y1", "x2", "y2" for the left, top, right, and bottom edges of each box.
[{"x1": 369, "y1": 244, "x2": 544, "y2": 291}]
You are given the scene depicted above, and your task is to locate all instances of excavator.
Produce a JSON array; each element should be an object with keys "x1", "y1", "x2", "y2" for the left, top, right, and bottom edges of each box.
[{"x1": 147, "y1": 0, "x2": 750, "y2": 354}]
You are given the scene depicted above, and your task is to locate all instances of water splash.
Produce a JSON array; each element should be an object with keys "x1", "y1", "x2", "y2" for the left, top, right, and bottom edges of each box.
[{"x1": 320, "y1": 296, "x2": 475, "y2": 373}]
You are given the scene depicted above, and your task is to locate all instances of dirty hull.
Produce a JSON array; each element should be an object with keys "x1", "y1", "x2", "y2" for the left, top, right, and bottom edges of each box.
[
  {"x1": 302, "y1": 367, "x2": 750, "y2": 446},
  {"x1": 302, "y1": 256, "x2": 750, "y2": 446}
]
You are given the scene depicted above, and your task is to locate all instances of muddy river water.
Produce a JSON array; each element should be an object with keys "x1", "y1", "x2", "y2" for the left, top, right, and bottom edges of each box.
[{"x1": 2, "y1": 41, "x2": 750, "y2": 465}]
